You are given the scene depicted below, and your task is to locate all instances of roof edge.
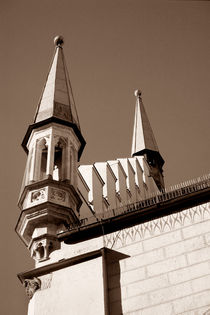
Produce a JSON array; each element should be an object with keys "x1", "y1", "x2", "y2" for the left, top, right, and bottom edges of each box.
[{"x1": 22, "y1": 117, "x2": 86, "y2": 161}]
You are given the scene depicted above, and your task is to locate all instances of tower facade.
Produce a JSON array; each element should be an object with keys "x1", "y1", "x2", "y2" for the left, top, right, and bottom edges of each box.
[{"x1": 16, "y1": 36, "x2": 85, "y2": 263}]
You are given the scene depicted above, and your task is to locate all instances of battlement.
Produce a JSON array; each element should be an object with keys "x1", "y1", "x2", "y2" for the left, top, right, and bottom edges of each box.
[{"x1": 60, "y1": 174, "x2": 210, "y2": 243}]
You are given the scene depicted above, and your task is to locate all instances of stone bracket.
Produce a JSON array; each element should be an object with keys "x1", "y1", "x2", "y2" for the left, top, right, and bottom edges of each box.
[{"x1": 24, "y1": 277, "x2": 41, "y2": 299}]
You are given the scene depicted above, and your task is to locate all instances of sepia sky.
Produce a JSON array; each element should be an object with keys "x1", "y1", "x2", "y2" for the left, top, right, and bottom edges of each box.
[{"x1": 1, "y1": 1, "x2": 210, "y2": 314}]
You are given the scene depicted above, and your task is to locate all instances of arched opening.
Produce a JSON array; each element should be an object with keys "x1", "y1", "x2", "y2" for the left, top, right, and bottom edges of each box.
[
  {"x1": 53, "y1": 138, "x2": 66, "y2": 181},
  {"x1": 39, "y1": 138, "x2": 48, "y2": 180}
]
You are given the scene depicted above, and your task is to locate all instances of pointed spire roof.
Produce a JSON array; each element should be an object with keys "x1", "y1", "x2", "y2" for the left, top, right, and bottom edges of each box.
[
  {"x1": 22, "y1": 36, "x2": 86, "y2": 160},
  {"x1": 34, "y1": 36, "x2": 80, "y2": 129},
  {"x1": 131, "y1": 90, "x2": 160, "y2": 157}
]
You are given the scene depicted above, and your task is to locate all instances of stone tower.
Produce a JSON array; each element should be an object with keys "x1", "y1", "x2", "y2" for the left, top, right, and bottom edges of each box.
[
  {"x1": 131, "y1": 89, "x2": 165, "y2": 190},
  {"x1": 16, "y1": 36, "x2": 86, "y2": 263}
]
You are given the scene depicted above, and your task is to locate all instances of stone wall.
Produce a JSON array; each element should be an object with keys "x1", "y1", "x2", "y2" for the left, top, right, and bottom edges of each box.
[
  {"x1": 24, "y1": 202, "x2": 210, "y2": 315},
  {"x1": 28, "y1": 256, "x2": 105, "y2": 315},
  {"x1": 106, "y1": 202, "x2": 210, "y2": 314}
]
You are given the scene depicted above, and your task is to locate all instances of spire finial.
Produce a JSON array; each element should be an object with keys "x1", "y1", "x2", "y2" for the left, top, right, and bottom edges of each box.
[
  {"x1": 54, "y1": 35, "x2": 64, "y2": 47},
  {"x1": 134, "y1": 89, "x2": 142, "y2": 99}
]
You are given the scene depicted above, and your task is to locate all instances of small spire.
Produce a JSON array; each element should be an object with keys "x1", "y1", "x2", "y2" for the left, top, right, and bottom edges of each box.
[
  {"x1": 131, "y1": 89, "x2": 165, "y2": 190},
  {"x1": 54, "y1": 35, "x2": 64, "y2": 47},
  {"x1": 131, "y1": 89, "x2": 159, "y2": 156}
]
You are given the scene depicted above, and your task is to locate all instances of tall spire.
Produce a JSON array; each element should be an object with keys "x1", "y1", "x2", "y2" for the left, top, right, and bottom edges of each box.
[
  {"x1": 131, "y1": 90, "x2": 165, "y2": 190},
  {"x1": 34, "y1": 36, "x2": 80, "y2": 129},
  {"x1": 22, "y1": 36, "x2": 85, "y2": 161},
  {"x1": 16, "y1": 37, "x2": 84, "y2": 262},
  {"x1": 131, "y1": 90, "x2": 159, "y2": 156}
]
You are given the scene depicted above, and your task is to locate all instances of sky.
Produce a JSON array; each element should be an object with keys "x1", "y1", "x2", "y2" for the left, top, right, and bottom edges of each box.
[{"x1": 1, "y1": 1, "x2": 210, "y2": 314}]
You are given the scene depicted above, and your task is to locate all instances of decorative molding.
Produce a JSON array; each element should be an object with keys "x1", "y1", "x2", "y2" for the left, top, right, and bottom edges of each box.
[
  {"x1": 40, "y1": 274, "x2": 53, "y2": 290},
  {"x1": 31, "y1": 188, "x2": 46, "y2": 202},
  {"x1": 31, "y1": 238, "x2": 60, "y2": 262},
  {"x1": 24, "y1": 277, "x2": 41, "y2": 299},
  {"x1": 105, "y1": 202, "x2": 210, "y2": 248},
  {"x1": 50, "y1": 188, "x2": 66, "y2": 202}
]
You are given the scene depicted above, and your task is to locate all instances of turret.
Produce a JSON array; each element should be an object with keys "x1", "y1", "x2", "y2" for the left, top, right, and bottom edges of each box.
[
  {"x1": 131, "y1": 90, "x2": 164, "y2": 191},
  {"x1": 16, "y1": 36, "x2": 85, "y2": 263}
]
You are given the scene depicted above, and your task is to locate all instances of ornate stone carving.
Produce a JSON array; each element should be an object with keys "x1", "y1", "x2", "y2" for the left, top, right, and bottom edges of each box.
[
  {"x1": 54, "y1": 135, "x2": 68, "y2": 147},
  {"x1": 40, "y1": 274, "x2": 53, "y2": 290},
  {"x1": 105, "y1": 202, "x2": 210, "y2": 248},
  {"x1": 31, "y1": 236, "x2": 60, "y2": 262},
  {"x1": 50, "y1": 188, "x2": 66, "y2": 202},
  {"x1": 31, "y1": 188, "x2": 46, "y2": 202},
  {"x1": 32, "y1": 238, "x2": 57, "y2": 262},
  {"x1": 24, "y1": 277, "x2": 41, "y2": 299}
]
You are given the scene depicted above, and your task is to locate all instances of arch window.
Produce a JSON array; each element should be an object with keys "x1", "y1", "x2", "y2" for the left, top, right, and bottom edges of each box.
[
  {"x1": 53, "y1": 137, "x2": 66, "y2": 181},
  {"x1": 34, "y1": 137, "x2": 48, "y2": 181}
]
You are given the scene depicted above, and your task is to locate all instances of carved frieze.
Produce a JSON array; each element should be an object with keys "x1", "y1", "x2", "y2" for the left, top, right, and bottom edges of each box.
[
  {"x1": 105, "y1": 202, "x2": 210, "y2": 249},
  {"x1": 24, "y1": 277, "x2": 41, "y2": 299},
  {"x1": 31, "y1": 188, "x2": 46, "y2": 203},
  {"x1": 50, "y1": 188, "x2": 66, "y2": 202}
]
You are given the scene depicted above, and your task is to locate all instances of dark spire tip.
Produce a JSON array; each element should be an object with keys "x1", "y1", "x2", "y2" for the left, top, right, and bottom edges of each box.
[
  {"x1": 54, "y1": 35, "x2": 64, "y2": 47},
  {"x1": 134, "y1": 89, "x2": 142, "y2": 98}
]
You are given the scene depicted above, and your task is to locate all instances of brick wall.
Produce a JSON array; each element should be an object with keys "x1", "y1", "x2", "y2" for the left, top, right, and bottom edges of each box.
[{"x1": 106, "y1": 202, "x2": 210, "y2": 314}]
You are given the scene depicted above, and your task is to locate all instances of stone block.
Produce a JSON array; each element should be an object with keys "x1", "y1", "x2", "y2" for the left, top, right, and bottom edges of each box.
[
  {"x1": 169, "y1": 261, "x2": 210, "y2": 285},
  {"x1": 109, "y1": 266, "x2": 146, "y2": 289},
  {"x1": 141, "y1": 302, "x2": 173, "y2": 315},
  {"x1": 182, "y1": 219, "x2": 210, "y2": 239},
  {"x1": 192, "y1": 275, "x2": 210, "y2": 293},
  {"x1": 172, "y1": 294, "x2": 195, "y2": 314},
  {"x1": 143, "y1": 230, "x2": 182, "y2": 252},
  {"x1": 149, "y1": 281, "x2": 192, "y2": 305},
  {"x1": 121, "y1": 293, "x2": 150, "y2": 313},
  {"x1": 187, "y1": 247, "x2": 210, "y2": 265},
  {"x1": 121, "y1": 241, "x2": 144, "y2": 256},
  {"x1": 126, "y1": 274, "x2": 169, "y2": 298},
  {"x1": 204, "y1": 232, "x2": 210, "y2": 245},
  {"x1": 165, "y1": 235, "x2": 205, "y2": 258},
  {"x1": 123, "y1": 248, "x2": 164, "y2": 271},
  {"x1": 173, "y1": 290, "x2": 210, "y2": 314},
  {"x1": 147, "y1": 255, "x2": 187, "y2": 277},
  {"x1": 181, "y1": 306, "x2": 210, "y2": 315}
]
